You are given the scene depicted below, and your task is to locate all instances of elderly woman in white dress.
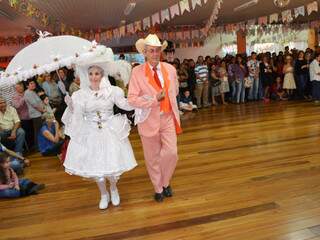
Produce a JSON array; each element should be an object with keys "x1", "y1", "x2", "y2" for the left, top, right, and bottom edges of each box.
[{"x1": 62, "y1": 52, "x2": 137, "y2": 210}]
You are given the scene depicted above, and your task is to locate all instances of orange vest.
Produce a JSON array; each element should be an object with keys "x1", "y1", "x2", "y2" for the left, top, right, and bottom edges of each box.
[{"x1": 145, "y1": 63, "x2": 182, "y2": 134}]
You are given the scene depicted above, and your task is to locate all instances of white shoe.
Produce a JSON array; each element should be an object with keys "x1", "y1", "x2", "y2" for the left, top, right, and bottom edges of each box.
[
  {"x1": 99, "y1": 193, "x2": 110, "y2": 210},
  {"x1": 110, "y1": 187, "x2": 120, "y2": 206}
]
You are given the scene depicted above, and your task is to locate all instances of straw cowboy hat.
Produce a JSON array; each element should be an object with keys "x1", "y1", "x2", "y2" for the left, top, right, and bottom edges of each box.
[{"x1": 135, "y1": 34, "x2": 168, "y2": 54}]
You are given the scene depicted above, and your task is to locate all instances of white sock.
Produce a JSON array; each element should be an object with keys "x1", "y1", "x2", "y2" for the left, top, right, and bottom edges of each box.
[
  {"x1": 108, "y1": 176, "x2": 120, "y2": 206},
  {"x1": 96, "y1": 177, "x2": 108, "y2": 196}
]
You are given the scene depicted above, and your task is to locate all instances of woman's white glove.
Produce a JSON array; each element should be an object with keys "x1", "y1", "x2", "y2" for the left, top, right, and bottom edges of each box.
[{"x1": 64, "y1": 94, "x2": 73, "y2": 112}]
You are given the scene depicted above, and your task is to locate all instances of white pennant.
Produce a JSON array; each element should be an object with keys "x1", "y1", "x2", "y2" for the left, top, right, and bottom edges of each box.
[
  {"x1": 191, "y1": 0, "x2": 202, "y2": 10},
  {"x1": 180, "y1": 0, "x2": 190, "y2": 14}
]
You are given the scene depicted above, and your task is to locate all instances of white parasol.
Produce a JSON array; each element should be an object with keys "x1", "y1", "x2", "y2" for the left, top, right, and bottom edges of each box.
[{"x1": 0, "y1": 33, "x2": 131, "y2": 87}]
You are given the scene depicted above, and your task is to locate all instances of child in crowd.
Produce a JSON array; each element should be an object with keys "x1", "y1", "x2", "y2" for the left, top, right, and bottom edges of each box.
[
  {"x1": 271, "y1": 76, "x2": 288, "y2": 101},
  {"x1": 179, "y1": 90, "x2": 197, "y2": 112},
  {"x1": 0, "y1": 152, "x2": 44, "y2": 198},
  {"x1": 40, "y1": 94, "x2": 56, "y2": 118},
  {"x1": 0, "y1": 141, "x2": 30, "y2": 175}
]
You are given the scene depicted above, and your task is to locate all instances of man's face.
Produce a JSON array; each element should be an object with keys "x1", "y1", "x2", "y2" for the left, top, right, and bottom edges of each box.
[
  {"x1": 144, "y1": 45, "x2": 161, "y2": 66},
  {"x1": 58, "y1": 70, "x2": 65, "y2": 80},
  {"x1": 0, "y1": 99, "x2": 7, "y2": 112}
]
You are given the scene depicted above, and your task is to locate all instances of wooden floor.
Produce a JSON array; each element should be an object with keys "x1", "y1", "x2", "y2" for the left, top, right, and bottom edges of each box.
[{"x1": 2, "y1": 101, "x2": 320, "y2": 240}]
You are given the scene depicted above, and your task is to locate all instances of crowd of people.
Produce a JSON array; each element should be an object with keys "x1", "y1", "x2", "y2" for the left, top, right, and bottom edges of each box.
[
  {"x1": 171, "y1": 46, "x2": 320, "y2": 110},
  {"x1": 1, "y1": 45, "x2": 320, "y2": 199}
]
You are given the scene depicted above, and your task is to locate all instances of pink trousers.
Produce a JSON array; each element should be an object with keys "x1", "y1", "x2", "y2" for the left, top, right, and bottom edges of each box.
[{"x1": 140, "y1": 113, "x2": 178, "y2": 193}]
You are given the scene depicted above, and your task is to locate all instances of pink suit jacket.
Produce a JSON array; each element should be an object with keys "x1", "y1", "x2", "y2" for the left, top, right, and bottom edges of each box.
[{"x1": 128, "y1": 62, "x2": 181, "y2": 137}]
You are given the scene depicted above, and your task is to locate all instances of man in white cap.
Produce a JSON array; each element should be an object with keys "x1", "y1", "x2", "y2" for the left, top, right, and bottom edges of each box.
[{"x1": 128, "y1": 34, "x2": 182, "y2": 202}]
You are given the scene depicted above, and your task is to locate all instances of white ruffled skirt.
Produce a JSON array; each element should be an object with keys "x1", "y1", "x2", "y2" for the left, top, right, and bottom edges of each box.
[{"x1": 63, "y1": 114, "x2": 137, "y2": 179}]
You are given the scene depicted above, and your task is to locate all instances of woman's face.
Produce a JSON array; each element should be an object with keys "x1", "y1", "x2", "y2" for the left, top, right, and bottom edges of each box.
[
  {"x1": 15, "y1": 84, "x2": 24, "y2": 93},
  {"x1": 1, "y1": 158, "x2": 10, "y2": 169},
  {"x1": 45, "y1": 74, "x2": 51, "y2": 82},
  {"x1": 298, "y1": 52, "x2": 304, "y2": 59},
  {"x1": 43, "y1": 97, "x2": 49, "y2": 105},
  {"x1": 28, "y1": 81, "x2": 36, "y2": 90},
  {"x1": 88, "y1": 67, "x2": 103, "y2": 86}
]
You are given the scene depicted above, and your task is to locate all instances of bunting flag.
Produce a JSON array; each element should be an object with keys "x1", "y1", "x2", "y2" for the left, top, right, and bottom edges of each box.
[
  {"x1": 127, "y1": 23, "x2": 134, "y2": 34},
  {"x1": 170, "y1": 4, "x2": 180, "y2": 18},
  {"x1": 119, "y1": 26, "x2": 126, "y2": 37},
  {"x1": 143, "y1": 17, "x2": 151, "y2": 30},
  {"x1": 191, "y1": 0, "x2": 202, "y2": 10},
  {"x1": 247, "y1": 19, "x2": 256, "y2": 26},
  {"x1": 307, "y1": 1, "x2": 318, "y2": 15},
  {"x1": 258, "y1": 16, "x2": 268, "y2": 25},
  {"x1": 161, "y1": 9, "x2": 170, "y2": 23},
  {"x1": 269, "y1": 13, "x2": 278, "y2": 23},
  {"x1": 294, "y1": 6, "x2": 305, "y2": 18},
  {"x1": 180, "y1": 0, "x2": 190, "y2": 14},
  {"x1": 134, "y1": 20, "x2": 142, "y2": 32},
  {"x1": 106, "y1": 30, "x2": 113, "y2": 40},
  {"x1": 152, "y1": 12, "x2": 160, "y2": 26},
  {"x1": 112, "y1": 28, "x2": 120, "y2": 39},
  {"x1": 176, "y1": 31, "x2": 183, "y2": 40},
  {"x1": 282, "y1": 9, "x2": 293, "y2": 22},
  {"x1": 204, "y1": 0, "x2": 208, "y2": 3},
  {"x1": 184, "y1": 30, "x2": 191, "y2": 40},
  {"x1": 192, "y1": 29, "x2": 199, "y2": 39}
]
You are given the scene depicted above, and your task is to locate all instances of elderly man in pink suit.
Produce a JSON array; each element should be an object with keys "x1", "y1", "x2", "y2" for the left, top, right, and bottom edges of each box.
[{"x1": 128, "y1": 34, "x2": 182, "y2": 202}]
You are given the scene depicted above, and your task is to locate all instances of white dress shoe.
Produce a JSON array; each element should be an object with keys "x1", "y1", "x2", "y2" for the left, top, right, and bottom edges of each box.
[
  {"x1": 99, "y1": 193, "x2": 110, "y2": 210},
  {"x1": 110, "y1": 187, "x2": 120, "y2": 206}
]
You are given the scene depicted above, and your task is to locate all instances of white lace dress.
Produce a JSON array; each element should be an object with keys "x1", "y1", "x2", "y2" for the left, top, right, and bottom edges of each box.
[{"x1": 62, "y1": 85, "x2": 137, "y2": 179}]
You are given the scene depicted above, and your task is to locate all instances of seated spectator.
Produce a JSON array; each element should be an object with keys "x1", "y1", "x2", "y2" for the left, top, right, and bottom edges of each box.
[
  {"x1": 38, "y1": 112, "x2": 63, "y2": 156},
  {"x1": 0, "y1": 141, "x2": 30, "y2": 175},
  {"x1": 68, "y1": 76, "x2": 80, "y2": 96},
  {"x1": 180, "y1": 90, "x2": 197, "y2": 112},
  {"x1": 271, "y1": 77, "x2": 288, "y2": 101},
  {"x1": 41, "y1": 73, "x2": 62, "y2": 108},
  {"x1": 0, "y1": 152, "x2": 44, "y2": 198},
  {"x1": 0, "y1": 97, "x2": 26, "y2": 155}
]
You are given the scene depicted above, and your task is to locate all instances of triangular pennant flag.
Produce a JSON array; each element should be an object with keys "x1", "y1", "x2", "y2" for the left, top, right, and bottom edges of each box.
[
  {"x1": 282, "y1": 9, "x2": 293, "y2": 22},
  {"x1": 152, "y1": 12, "x2": 160, "y2": 26},
  {"x1": 143, "y1": 17, "x2": 151, "y2": 30},
  {"x1": 134, "y1": 21, "x2": 142, "y2": 32},
  {"x1": 176, "y1": 31, "x2": 183, "y2": 40},
  {"x1": 170, "y1": 4, "x2": 180, "y2": 18},
  {"x1": 204, "y1": 0, "x2": 208, "y2": 3},
  {"x1": 184, "y1": 30, "x2": 191, "y2": 40},
  {"x1": 119, "y1": 26, "x2": 126, "y2": 37},
  {"x1": 163, "y1": 32, "x2": 168, "y2": 40},
  {"x1": 113, "y1": 28, "x2": 120, "y2": 39},
  {"x1": 106, "y1": 30, "x2": 113, "y2": 40},
  {"x1": 161, "y1": 9, "x2": 170, "y2": 23},
  {"x1": 307, "y1": 1, "x2": 318, "y2": 15},
  {"x1": 127, "y1": 23, "x2": 134, "y2": 34},
  {"x1": 180, "y1": 0, "x2": 190, "y2": 14},
  {"x1": 247, "y1": 19, "x2": 256, "y2": 26},
  {"x1": 258, "y1": 16, "x2": 268, "y2": 25},
  {"x1": 192, "y1": 29, "x2": 199, "y2": 39},
  {"x1": 294, "y1": 6, "x2": 305, "y2": 18},
  {"x1": 269, "y1": 13, "x2": 278, "y2": 23},
  {"x1": 191, "y1": 0, "x2": 202, "y2": 10},
  {"x1": 168, "y1": 32, "x2": 175, "y2": 40}
]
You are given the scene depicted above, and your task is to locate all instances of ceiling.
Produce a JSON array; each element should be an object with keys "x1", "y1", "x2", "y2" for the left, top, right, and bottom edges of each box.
[{"x1": 0, "y1": 0, "x2": 319, "y2": 37}]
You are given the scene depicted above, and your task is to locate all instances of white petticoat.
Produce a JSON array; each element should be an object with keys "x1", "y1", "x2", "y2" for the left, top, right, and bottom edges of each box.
[{"x1": 63, "y1": 114, "x2": 137, "y2": 179}]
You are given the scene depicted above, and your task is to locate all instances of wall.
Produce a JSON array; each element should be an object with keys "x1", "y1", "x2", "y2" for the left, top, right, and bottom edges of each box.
[
  {"x1": 174, "y1": 33, "x2": 236, "y2": 60},
  {"x1": 0, "y1": 44, "x2": 28, "y2": 57}
]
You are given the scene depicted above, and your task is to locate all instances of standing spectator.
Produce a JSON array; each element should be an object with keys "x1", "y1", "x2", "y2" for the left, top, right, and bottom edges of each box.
[
  {"x1": 187, "y1": 59, "x2": 197, "y2": 102},
  {"x1": 68, "y1": 76, "x2": 80, "y2": 96},
  {"x1": 210, "y1": 69, "x2": 221, "y2": 106},
  {"x1": 218, "y1": 61, "x2": 229, "y2": 105},
  {"x1": 194, "y1": 56, "x2": 210, "y2": 108},
  {"x1": 309, "y1": 53, "x2": 320, "y2": 104},
  {"x1": 283, "y1": 55, "x2": 296, "y2": 99},
  {"x1": 55, "y1": 68, "x2": 69, "y2": 94},
  {"x1": 12, "y1": 82, "x2": 33, "y2": 148},
  {"x1": 247, "y1": 52, "x2": 260, "y2": 101},
  {"x1": 234, "y1": 55, "x2": 247, "y2": 104},
  {"x1": 24, "y1": 79, "x2": 45, "y2": 148},
  {"x1": 0, "y1": 97, "x2": 26, "y2": 155},
  {"x1": 41, "y1": 73, "x2": 62, "y2": 108},
  {"x1": 260, "y1": 56, "x2": 273, "y2": 102},
  {"x1": 228, "y1": 57, "x2": 237, "y2": 102},
  {"x1": 295, "y1": 51, "x2": 309, "y2": 99}
]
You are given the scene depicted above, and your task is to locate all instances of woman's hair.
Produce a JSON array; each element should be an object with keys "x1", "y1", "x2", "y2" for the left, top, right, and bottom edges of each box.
[
  {"x1": 88, "y1": 65, "x2": 104, "y2": 77},
  {"x1": 0, "y1": 152, "x2": 9, "y2": 184},
  {"x1": 39, "y1": 94, "x2": 48, "y2": 101}
]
